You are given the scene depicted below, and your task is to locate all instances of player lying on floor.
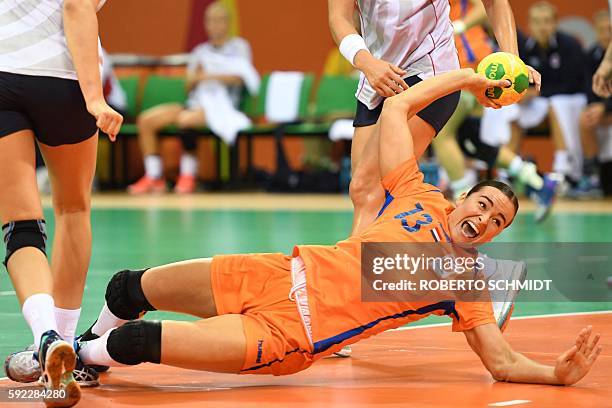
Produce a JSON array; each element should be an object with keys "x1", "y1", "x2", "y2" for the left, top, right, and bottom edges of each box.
[{"x1": 13, "y1": 68, "x2": 604, "y2": 386}]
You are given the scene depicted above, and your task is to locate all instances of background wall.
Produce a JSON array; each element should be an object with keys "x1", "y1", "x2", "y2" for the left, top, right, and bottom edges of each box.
[
  {"x1": 99, "y1": 0, "x2": 608, "y2": 74},
  {"x1": 97, "y1": 0, "x2": 610, "y2": 183},
  {"x1": 99, "y1": 0, "x2": 334, "y2": 74}
]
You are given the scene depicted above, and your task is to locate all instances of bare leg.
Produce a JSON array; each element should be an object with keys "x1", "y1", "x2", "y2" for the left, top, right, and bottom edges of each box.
[
  {"x1": 507, "y1": 123, "x2": 523, "y2": 153},
  {"x1": 136, "y1": 103, "x2": 184, "y2": 156},
  {"x1": 349, "y1": 124, "x2": 385, "y2": 236},
  {"x1": 496, "y1": 145, "x2": 518, "y2": 168},
  {"x1": 39, "y1": 134, "x2": 98, "y2": 309},
  {"x1": 579, "y1": 111, "x2": 600, "y2": 158},
  {"x1": 161, "y1": 316, "x2": 245, "y2": 373},
  {"x1": 0, "y1": 131, "x2": 50, "y2": 304},
  {"x1": 141, "y1": 258, "x2": 217, "y2": 318},
  {"x1": 176, "y1": 108, "x2": 206, "y2": 129},
  {"x1": 432, "y1": 93, "x2": 470, "y2": 182},
  {"x1": 549, "y1": 108, "x2": 567, "y2": 151},
  {"x1": 82, "y1": 261, "x2": 246, "y2": 374}
]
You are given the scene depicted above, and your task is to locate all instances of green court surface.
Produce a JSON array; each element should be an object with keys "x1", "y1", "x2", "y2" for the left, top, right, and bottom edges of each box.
[{"x1": 1, "y1": 207, "x2": 612, "y2": 375}]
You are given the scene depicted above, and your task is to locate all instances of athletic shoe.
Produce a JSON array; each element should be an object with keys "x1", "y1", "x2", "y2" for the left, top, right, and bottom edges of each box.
[
  {"x1": 483, "y1": 257, "x2": 528, "y2": 331},
  {"x1": 567, "y1": 176, "x2": 603, "y2": 200},
  {"x1": 127, "y1": 176, "x2": 167, "y2": 195},
  {"x1": 76, "y1": 327, "x2": 109, "y2": 373},
  {"x1": 4, "y1": 345, "x2": 100, "y2": 387},
  {"x1": 69, "y1": 354, "x2": 100, "y2": 388},
  {"x1": 332, "y1": 345, "x2": 352, "y2": 358},
  {"x1": 4, "y1": 344, "x2": 39, "y2": 383},
  {"x1": 37, "y1": 330, "x2": 80, "y2": 407},
  {"x1": 529, "y1": 174, "x2": 559, "y2": 223},
  {"x1": 174, "y1": 174, "x2": 197, "y2": 194}
]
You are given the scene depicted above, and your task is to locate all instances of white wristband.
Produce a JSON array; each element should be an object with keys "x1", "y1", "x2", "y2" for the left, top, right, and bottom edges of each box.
[{"x1": 339, "y1": 34, "x2": 369, "y2": 66}]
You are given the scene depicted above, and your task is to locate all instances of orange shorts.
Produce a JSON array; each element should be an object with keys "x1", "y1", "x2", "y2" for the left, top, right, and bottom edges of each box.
[{"x1": 210, "y1": 253, "x2": 314, "y2": 375}]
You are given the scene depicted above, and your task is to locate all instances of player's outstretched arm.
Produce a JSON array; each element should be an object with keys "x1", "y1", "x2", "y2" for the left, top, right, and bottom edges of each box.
[
  {"x1": 464, "y1": 323, "x2": 602, "y2": 385},
  {"x1": 64, "y1": 0, "x2": 123, "y2": 140},
  {"x1": 378, "y1": 69, "x2": 508, "y2": 178}
]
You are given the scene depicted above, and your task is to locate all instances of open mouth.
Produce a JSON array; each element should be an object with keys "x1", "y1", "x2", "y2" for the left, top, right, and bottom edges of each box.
[{"x1": 461, "y1": 220, "x2": 479, "y2": 239}]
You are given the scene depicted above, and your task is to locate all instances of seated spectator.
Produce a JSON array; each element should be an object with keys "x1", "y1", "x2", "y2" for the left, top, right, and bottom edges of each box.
[
  {"x1": 480, "y1": 1, "x2": 588, "y2": 185},
  {"x1": 576, "y1": 10, "x2": 612, "y2": 197},
  {"x1": 129, "y1": 1, "x2": 258, "y2": 194}
]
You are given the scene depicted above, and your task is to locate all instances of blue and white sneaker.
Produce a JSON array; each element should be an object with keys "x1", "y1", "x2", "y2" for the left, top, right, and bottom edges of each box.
[
  {"x1": 529, "y1": 174, "x2": 559, "y2": 223},
  {"x1": 37, "y1": 330, "x2": 80, "y2": 407}
]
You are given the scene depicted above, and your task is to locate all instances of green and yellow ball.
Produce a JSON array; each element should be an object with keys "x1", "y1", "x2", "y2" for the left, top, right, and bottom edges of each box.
[{"x1": 476, "y1": 52, "x2": 530, "y2": 106}]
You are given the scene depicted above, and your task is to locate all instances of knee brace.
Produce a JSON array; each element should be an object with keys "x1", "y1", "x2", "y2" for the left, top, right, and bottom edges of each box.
[
  {"x1": 107, "y1": 320, "x2": 162, "y2": 365},
  {"x1": 105, "y1": 269, "x2": 156, "y2": 320},
  {"x1": 2, "y1": 220, "x2": 47, "y2": 267}
]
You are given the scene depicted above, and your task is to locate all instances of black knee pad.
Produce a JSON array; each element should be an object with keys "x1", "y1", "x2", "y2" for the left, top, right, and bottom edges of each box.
[
  {"x1": 105, "y1": 269, "x2": 156, "y2": 320},
  {"x1": 2, "y1": 220, "x2": 47, "y2": 267},
  {"x1": 107, "y1": 320, "x2": 162, "y2": 365}
]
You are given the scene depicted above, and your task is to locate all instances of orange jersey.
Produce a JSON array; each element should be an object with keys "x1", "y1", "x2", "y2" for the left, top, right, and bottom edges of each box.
[
  {"x1": 293, "y1": 159, "x2": 495, "y2": 357},
  {"x1": 450, "y1": 0, "x2": 494, "y2": 69}
]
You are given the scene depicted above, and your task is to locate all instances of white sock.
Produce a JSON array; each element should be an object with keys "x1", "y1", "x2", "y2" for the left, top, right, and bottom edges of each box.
[
  {"x1": 508, "y1": 157, "x2": 544, "y2": 190},
  {"x1": 179, "y1": 153, "x2": 198, "y2": 176},
  {"x1": 553, "y1": 150, "x2": 571, "y2": 176},
  {"x1": 144, "y1": 155, "x2": 162, "y2": 179},
  {"x1": 22, "y1": 293, "x2": 58, "y2": 348},
  {"x1": 54, "y1": 307, "x2": 81, "y2": 348},
  {"x1": 91, "y1": 302, "x2": 128, "y2": 337},
  {"x1": 507, "y1": 156, "x2": 524, "y2": 177},
  {"x1": 79, "y1": 329, "x2": 126, "y2": 367}
]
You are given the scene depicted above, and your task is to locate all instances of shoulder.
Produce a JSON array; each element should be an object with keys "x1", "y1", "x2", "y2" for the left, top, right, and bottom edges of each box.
[
  {"x1": 229, "y1": 37, "x2": 252, "y2": 52},
  {"x1": 190, "y1": 43, "x2": 210, "y2": 55}
]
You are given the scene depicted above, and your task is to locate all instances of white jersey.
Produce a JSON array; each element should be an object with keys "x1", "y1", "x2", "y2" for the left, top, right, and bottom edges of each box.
[
  {"x1": 0, "y1": 0, "x2": 106, "y2": 80},
  {"x1": 186, "y1": 37, "x2": 253, "y2": 108},
  {"x1": 356, "y1": 0, "x2": 460, "y2": 109}
]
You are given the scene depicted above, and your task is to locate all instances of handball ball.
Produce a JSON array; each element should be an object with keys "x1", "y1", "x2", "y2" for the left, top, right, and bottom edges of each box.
[{"x1": 476, "y1": 52, "x2": 530, "y2": 106}]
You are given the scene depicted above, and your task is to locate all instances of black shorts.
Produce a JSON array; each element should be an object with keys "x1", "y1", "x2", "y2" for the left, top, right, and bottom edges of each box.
[
  {"x1": 0, "y1": 71, "x2": 97, "y2": 146},
  {"x1": 457, "y1": 117, "x2": 500, "y2": 167},
  {"x1": 353, "y1": 74, "x2": 460, "y2": 134}
]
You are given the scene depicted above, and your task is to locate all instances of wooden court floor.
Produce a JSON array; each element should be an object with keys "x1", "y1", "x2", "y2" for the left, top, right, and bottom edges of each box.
[
  {"x1": 0, "y1": 194, "x2": 611, "y2": 407},
  {"x1": 1, "y1": 312, "x2": 611, "y2": 408}
]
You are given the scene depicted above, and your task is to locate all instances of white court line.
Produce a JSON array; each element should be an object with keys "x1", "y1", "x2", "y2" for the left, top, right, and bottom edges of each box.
[
  {"x1": 0, "y1": 377, "x2": 8, "y2": 382},
  {"x1": 392, "y1": 310, "x2": 612, "y2": 332},
  {"x1": 489, "y1": 400, "x2": 531, "y2": 407},
  {"x1": 0, "y1": 291, "x2": 15, "y2": 296}
]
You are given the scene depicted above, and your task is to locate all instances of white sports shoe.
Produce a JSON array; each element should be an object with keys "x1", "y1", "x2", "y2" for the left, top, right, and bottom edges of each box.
[
  {"x1": 332, "y1": 345, "x2": 352, "y2": 358},
  {"x1": 4, "y1": 344, "x2": 39, "y2": 383},
  {"x1": 482, "y1": 257, "x2": 527, "y2": 331}
]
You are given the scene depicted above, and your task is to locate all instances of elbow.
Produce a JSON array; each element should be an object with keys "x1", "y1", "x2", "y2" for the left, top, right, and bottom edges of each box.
[
  {"x1": 63, "y1": 0, "x2": 88, "y2": 16},
  {"x1": 487, "y1": 351, "x2": 516, "y2": 382},
  {"x1": 489, "y1": 363, "x2": 511, "y2": 382}
]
